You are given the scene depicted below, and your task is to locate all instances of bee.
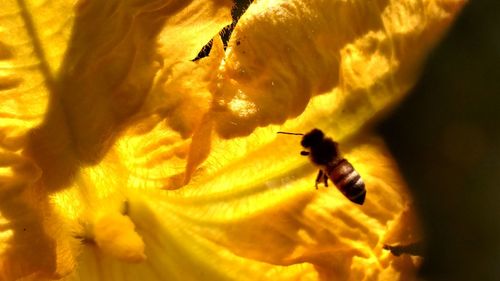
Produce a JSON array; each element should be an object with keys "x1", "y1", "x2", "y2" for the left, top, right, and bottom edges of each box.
[{"x1": 278, "y1": 128, "x2": 366, "y2": 205}]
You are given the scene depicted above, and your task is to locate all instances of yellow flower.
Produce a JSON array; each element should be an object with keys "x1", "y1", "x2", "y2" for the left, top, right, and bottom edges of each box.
[{"x1": 0, "y1": 0, "x2": 465, "y2": 280}]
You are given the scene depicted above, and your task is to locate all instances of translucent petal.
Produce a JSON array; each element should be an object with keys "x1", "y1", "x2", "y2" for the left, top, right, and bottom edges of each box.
[
  {"x1": 0, "y1": 0, "x2": 466, "y2": 280},
  {"x1": 0, "y1": 0, "x2": 232, "y2": 279},
  {"x1": 210, "y1": 0, "x2": 467, "y2": 138},
  {"x1": 0, "y1": 0, "x2": 76, "y2": 279}
]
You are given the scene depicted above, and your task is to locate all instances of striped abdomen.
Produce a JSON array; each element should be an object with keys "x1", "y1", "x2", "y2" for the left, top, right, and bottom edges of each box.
[{"x1": 326, "y1": 159, "x2": 366, "y2": 205}]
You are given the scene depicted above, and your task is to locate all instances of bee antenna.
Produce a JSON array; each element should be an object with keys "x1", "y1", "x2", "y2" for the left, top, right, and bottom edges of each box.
[{"x1": 277, "y1": 131, "x2": 304, "y2": 136}]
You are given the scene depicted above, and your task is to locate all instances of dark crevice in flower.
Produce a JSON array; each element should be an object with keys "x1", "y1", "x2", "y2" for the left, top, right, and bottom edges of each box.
[{"x1": 193, "y1": 0, "x2": 254, "y2": 61}]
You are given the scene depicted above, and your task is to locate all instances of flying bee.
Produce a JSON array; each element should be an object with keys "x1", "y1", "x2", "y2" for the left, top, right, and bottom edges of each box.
[{"x1": 278, "y1": 128, "x2": 366, "y2": 205}]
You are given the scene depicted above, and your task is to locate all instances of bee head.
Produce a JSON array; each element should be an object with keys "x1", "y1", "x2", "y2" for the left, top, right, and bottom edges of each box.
[{"x1": 301, "y1": 128, "x2": 324, "y2": 148}]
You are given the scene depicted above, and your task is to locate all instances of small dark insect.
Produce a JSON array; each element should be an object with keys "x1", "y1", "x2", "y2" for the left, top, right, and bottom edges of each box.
[
  {"x1": 278, "y1": 128, "x2": 366, "y2": 205},
  {"x1": 383, "y1": 242, "x2": 425, "y2": 257}
]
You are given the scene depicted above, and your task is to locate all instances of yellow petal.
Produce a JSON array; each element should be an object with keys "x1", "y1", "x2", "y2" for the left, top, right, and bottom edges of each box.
[
  {"x1": 184, "y1": 0, "x2": 465, "y2": 188},
  {"x1": 66, "y1": 134, "x2": 418, "y2": 280},
  {"x1": 0, "y1": 0, "x2": 232, "y2": 279},
  {"x1": 157, "y1": 0, "x2": 233, "y2": 62},
  {"x1": 210, "y1": 0, "x2": 466, "y2": 138},
  {"x1": 1, "y1": 0, "x2": 466, "y2": 280},
  {"x1": 0, "y1": 1, "x2": 76, "y2": 279}
]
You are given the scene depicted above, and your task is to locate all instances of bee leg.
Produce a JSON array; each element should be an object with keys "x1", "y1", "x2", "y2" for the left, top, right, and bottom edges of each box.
[
  {"x1": 323, "y1": 173, "x2": 328, "y2": 187},
  {"x1": 122, "y1": 199, "x2": 130, "y2": 216},
  {"x1": 315, "y1": 170, "x2": 323, "y2": 189}
]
